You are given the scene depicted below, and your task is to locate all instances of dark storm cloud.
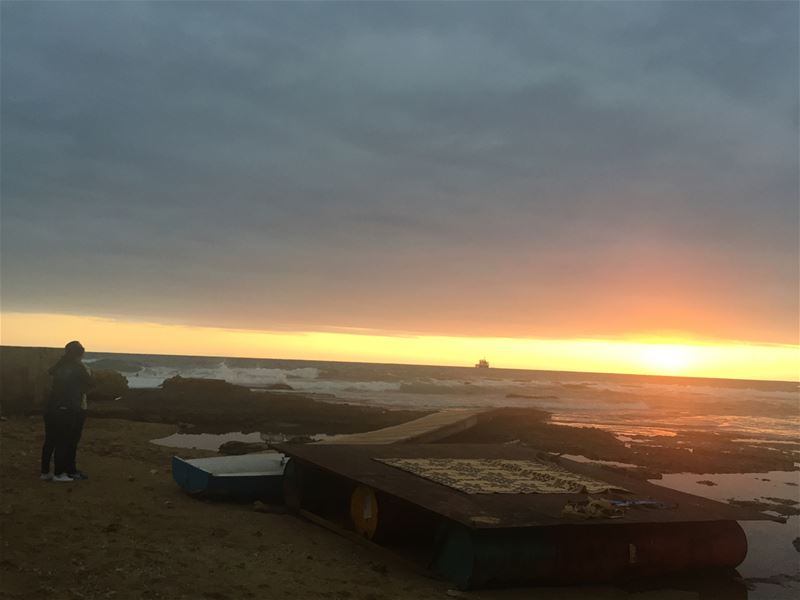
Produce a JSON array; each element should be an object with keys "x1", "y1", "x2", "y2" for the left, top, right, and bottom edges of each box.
[{"x1": 2, "y1": 1, "x2": 797, "y2": 342}]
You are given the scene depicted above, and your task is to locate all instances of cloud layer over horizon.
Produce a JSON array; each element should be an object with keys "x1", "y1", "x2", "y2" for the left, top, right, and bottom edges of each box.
[{"x1": 2, "y1": 1, "x2": 798, "y2": 344}]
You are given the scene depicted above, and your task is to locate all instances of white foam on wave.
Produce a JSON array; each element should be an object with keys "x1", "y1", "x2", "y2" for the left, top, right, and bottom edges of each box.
[{"x1": 125, "y1": 362, "x2": 320, "y2": 388}]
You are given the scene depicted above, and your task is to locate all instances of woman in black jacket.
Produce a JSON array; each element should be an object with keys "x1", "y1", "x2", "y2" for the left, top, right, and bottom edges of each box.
[{"x1": 40, "y1": 341, "x2": 93, "y2": 482}]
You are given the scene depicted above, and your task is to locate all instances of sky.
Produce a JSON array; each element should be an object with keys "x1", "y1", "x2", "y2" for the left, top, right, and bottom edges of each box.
[{"x1": 1, "y1": 2, "x2": 798, "y2": 379}]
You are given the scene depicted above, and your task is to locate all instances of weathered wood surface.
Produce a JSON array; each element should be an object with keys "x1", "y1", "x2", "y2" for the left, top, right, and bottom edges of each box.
[{"x1": 274, "y1": 442, "x2": 774, "y2": 529}]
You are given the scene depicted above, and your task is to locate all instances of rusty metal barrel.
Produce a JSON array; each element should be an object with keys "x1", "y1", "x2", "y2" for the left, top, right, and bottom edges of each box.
[
  {"x1": 349, "y1": 485, "x2": 440, "y2": 544},
  {"x1": 434, "y1": 520, "x2": 747, "y2": 589}
]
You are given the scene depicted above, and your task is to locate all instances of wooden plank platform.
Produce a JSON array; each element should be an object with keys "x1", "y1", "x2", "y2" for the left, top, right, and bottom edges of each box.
[
  {"x1": 274, "y1": 443, "x2": 774, "y2": 529},
  {"x1": 316, "y1": 408, "x2": 494, "y2": 445}
]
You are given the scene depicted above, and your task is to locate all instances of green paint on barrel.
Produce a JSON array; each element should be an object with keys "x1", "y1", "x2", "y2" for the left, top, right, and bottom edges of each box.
[
  {"x1": 434, "y1": 520, "x2": 747, "y2": 589},
  {"x1": 433, "y1": 522, "x2": 556, "y2": 589}
]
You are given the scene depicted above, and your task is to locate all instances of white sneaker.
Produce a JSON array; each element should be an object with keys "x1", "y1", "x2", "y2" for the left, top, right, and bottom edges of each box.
[
  {"x1": 52, "y1": 474, "x2": 74, "y2": 482},
  {"x1": 40, "y1": 473, "x2": 53, "y2": 481}
]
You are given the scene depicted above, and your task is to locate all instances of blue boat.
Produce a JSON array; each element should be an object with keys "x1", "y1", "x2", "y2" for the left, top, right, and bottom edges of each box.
[{"x1": 172, "y1": 453, "x2": 286, "y2": 501}]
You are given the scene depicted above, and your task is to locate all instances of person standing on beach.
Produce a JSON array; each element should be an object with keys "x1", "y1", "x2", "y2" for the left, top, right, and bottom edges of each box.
[
  {"x1": 66, "y1": 358, "x2": 92, "y2": 480},
  {"x1": 40, "y1": 341, "x2": 93, "y2": 482}
]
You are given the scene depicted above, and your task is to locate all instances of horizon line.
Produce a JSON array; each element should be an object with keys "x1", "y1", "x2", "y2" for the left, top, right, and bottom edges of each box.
[{"x1": 3, "y1": 342, "x2": 797, "y2": 385}]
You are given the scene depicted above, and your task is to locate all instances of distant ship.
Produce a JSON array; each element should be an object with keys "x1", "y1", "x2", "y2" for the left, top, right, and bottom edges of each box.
[{"x1": 475, "y1": 358, "x2": 490, "y2": 369}]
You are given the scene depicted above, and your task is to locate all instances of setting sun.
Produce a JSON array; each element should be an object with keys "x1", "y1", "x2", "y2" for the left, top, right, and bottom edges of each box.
[{"x1": 640, "y1": 344, "x2": 696, "y2": 375}]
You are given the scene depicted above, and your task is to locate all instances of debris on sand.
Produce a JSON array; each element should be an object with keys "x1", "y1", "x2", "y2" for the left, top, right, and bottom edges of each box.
[{"x1": 696, "y1": 480, "x2": 717, "y2": 486}]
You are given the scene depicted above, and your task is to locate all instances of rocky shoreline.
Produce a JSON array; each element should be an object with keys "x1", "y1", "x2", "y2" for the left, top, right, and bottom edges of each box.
[
  {"x1": 2, "y1": 375, "x2": 798, "y2": 600},
  {"x1": 85, "y1": 376, "x2": 799, "y2": 478}
]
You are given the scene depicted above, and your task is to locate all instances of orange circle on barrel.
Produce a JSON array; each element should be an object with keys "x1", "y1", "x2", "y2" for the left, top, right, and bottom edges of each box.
[{"x1": 350, "y1": 485, "x2": 379, "y2": 539}]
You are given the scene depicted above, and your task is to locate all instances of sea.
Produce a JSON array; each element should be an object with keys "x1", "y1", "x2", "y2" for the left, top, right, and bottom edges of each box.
[
  {"x1": 86, "y1": 351, "x2": 800, "y2": 598},
  {"x1": 87, "y1": 352, "x2": 799, "y2": 441}
]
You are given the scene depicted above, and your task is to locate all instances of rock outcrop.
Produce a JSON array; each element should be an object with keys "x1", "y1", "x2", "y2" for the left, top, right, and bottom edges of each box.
[
  {"x1": 160, "y1": 376, "x2": 240, "y2": 394},
  {"x1": 88, "y1": 369, "x2": 129, "y2": 402}
]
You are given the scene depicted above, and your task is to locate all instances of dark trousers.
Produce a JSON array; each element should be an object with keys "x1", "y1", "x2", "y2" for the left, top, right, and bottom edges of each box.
[
  {"x1": 67, "y1": 410, "x2": 86, "y2": 474},
  {"x1": 41, "y1": 408, "x2": 75, "y2": 475}
]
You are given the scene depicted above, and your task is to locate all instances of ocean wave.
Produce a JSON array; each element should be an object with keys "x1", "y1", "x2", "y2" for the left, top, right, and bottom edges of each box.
[
  {"x1": 289, "y1": 380, "x2": 402, "y2": 394},
  {"x1": 397, "y1": 381, "x2": 489, "y2": 395},
  {"x1": 125, "y1": 362, "x2": 319, "y2": 388}
]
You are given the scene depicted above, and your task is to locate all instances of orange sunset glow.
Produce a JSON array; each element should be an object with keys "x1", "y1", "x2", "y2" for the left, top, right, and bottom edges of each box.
[
  {"x1": 2, "y1": 1, "x2": 798, "y2": 384},
  {"x1": 2, "y1": 4, "x2": 800, "y2": 597},
  {"x1": 1, "y1": 312, "x2": 796, "y2": 381}
]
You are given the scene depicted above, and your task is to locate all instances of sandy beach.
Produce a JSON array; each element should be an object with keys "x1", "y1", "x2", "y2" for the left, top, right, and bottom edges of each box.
[
  {"x1": 1, "y1": 415, "x2": 754, "y2": 600},
  {"x1": 2, "y1": 378, "x2": 797, "y2": 599}
]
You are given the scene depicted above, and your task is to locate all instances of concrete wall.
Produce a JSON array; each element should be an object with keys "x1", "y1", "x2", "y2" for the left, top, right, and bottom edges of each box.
[{"x1": 0, "y1": 346, "x2": 62, "y2": 415}]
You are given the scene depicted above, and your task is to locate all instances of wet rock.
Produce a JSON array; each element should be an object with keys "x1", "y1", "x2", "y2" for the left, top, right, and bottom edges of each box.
[
  {"x1": 89, "y1": 382, "x2": 427, "y2": 437},
  {"x1": 728, "y1": 498, "x2": 800, "y2": 517},
  {"x1": 161, "y1": 376, "x2": 239, "y2": 394},
  {"x1": 88, "y1": 369, "x2": 129, "y2": 402},
  {"x1": 727, "y1": 499, "x2": 771, "y2": 510},
  {"x1": 265, "y1": 383, "x2": 293, "y2": 391},
  {"x1": 218, "y1": 441, "x2": 268, "y2": 455},
  {"x1": 286, "y1": 435, "x2": 316, "y2": 444},
  {"x1": 775, "y1": 505, "x2": 800, "y2": 516},
  {"x1": 762, "y1": 496, "x2": 799, "y2": 505}
]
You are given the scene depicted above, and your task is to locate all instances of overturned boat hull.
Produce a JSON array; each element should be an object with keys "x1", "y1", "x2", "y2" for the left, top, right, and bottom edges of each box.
[{"x1": 172, "y1": 453, "x2": 285, "y2": 501}]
